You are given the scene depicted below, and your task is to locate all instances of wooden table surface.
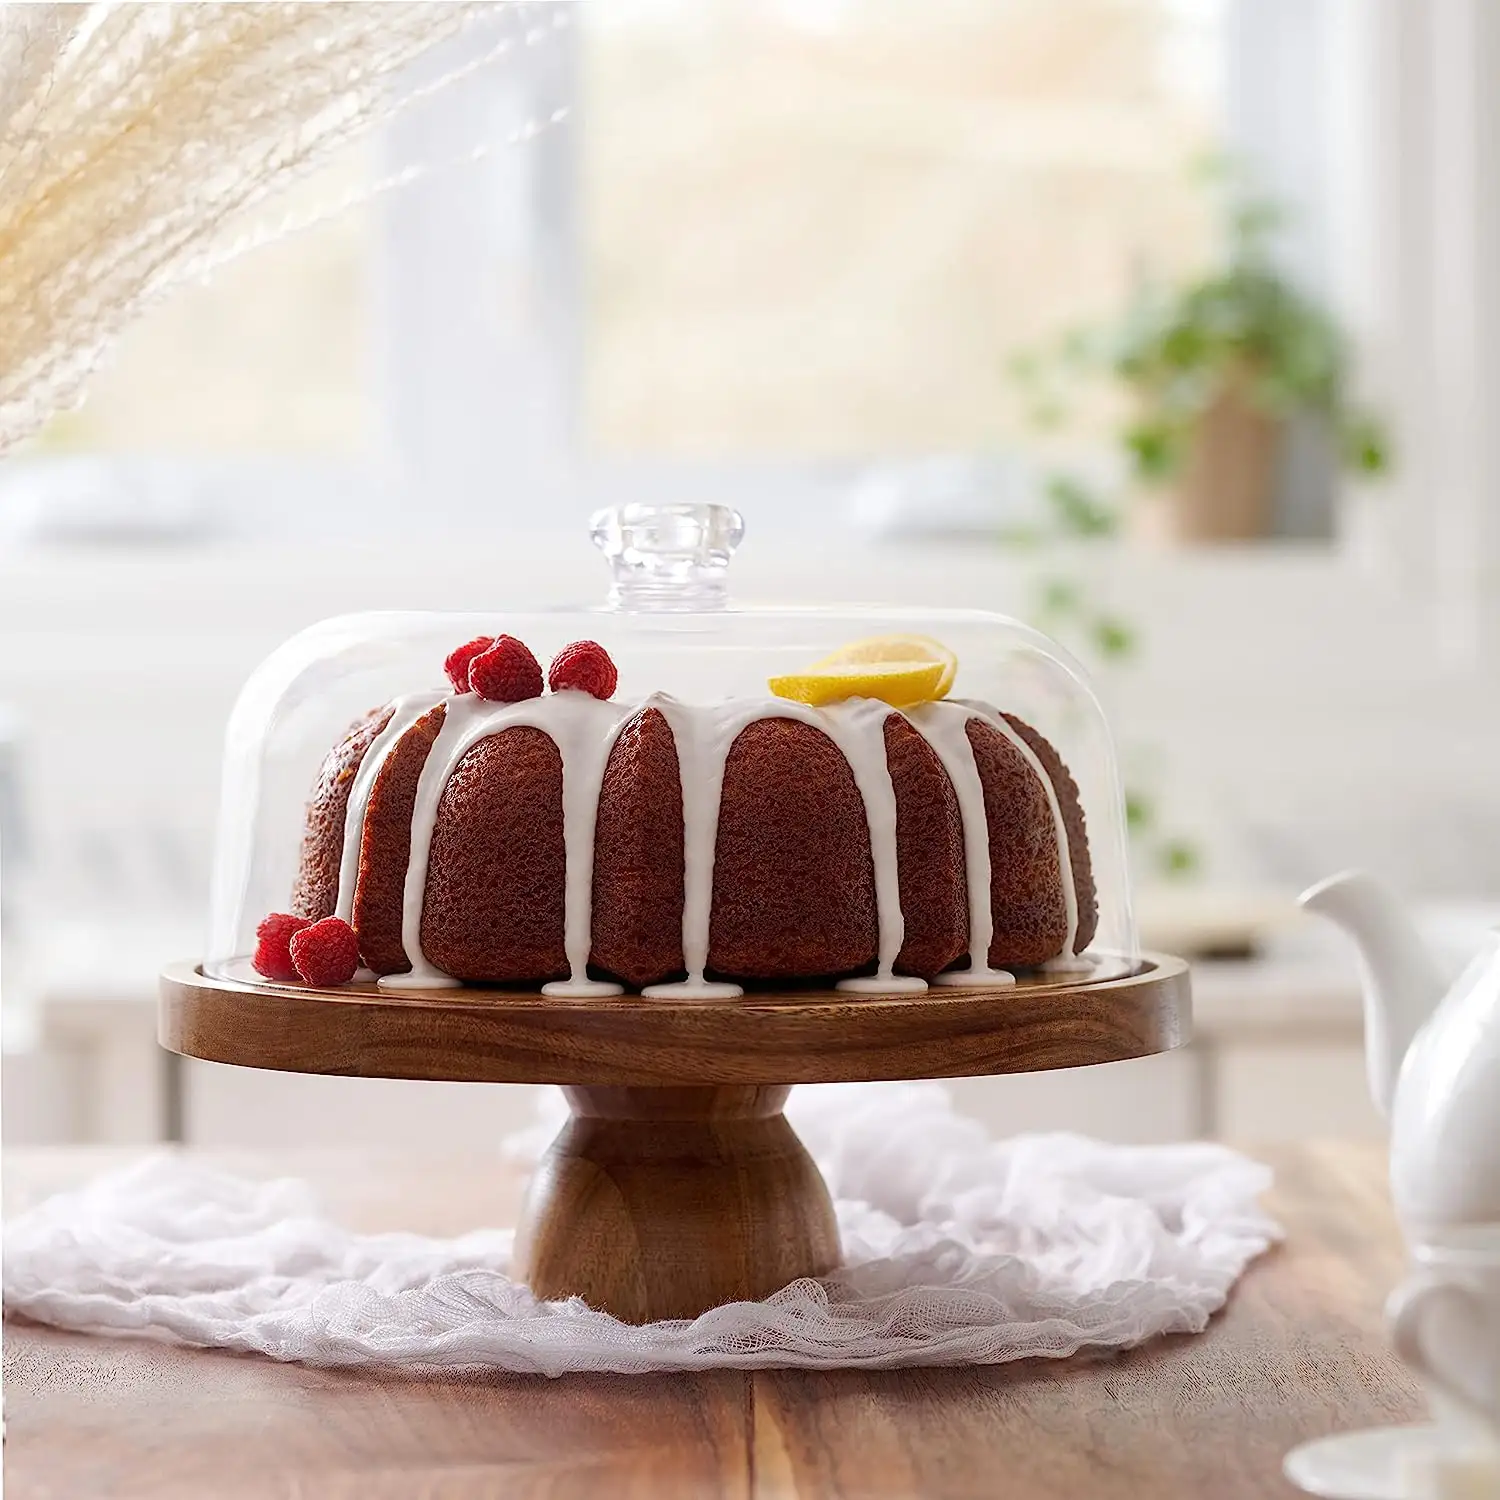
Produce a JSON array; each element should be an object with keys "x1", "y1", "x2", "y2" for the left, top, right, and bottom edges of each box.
[{"x1": 3, "y1": 1143, "x2": 1422, "y2": 1500}]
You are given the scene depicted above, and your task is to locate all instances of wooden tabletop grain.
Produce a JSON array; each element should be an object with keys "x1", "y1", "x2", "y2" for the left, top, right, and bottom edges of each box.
[{"x1": 2, "y1": 1142, "x2": 1422, "y2": 1500}]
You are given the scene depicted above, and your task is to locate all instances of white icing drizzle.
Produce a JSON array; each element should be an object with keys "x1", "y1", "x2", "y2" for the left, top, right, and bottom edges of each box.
[
  {"x1": 339, "y1": 685, "x2": 1082, "y2": 998},
  {"x1": 334, "y1": 692, "x2": 446, "y2": 927},
  {"x1": 540, "y1": 689, "x2": 633, "y2": 999},
  {"x1": 905, "y1": 702, "x2": 1016, "y2": 989},
  {"x1": 904, "y1": 700, "x2": 1080, "y2": 985},
  {"x1": 377, "y1": 691, "x2": 632, "y2": 994},
  {"x1": 951, "y1": 698, "x2": 1080, "y2": 961},
  {"x1": 822, "y1": 699, "x2": 926, "y2": 995},
  {"x1": 638, "y1": 696, "x2": 928, "y2": 1000},
  {"x1": 636, "y1": 696, "x2": 768, "y2": 1001}
]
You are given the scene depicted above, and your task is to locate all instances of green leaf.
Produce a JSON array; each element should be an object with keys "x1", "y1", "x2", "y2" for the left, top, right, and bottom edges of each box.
[
  {"x1": 1005, "y1": 349, "x2": 1041, "y2": 385},
  {"x1": 1027, "y1": 397, "x2": 1068, "y2": 431},
  {"x1": 1037, "y1": 577, "x2": 1081, "y2": 619},
  {"x1": 1090, "y1": 615, "x2": 1136, "y2": 661},
  {"x1": 1125, "y1": 790, "x2": 1155, "y2": 833},
  {"x1": 1157, "y1": 838, "x2": 1202, "y2": 880},
  {"x1": 1058, "y1": 326, "x2": 1098, "y2": 367},
  {"x1": 1043, "y1": 475, "x2": 1118, "y2": 537},
  {"x1": 1231, "y1": 198, "x2": 1284, "y2": 253},
  {"x1": 1123, "y1": 420, "x2": 1181, "y2": 483},
  {"x1": 1188, "y1": 148, "x2": 1236, "y2": 187},
  {"x1": 1159, "y1": 322, "x2": 1209, "y2": 370},
  {"x1": 995, "y1": 522, "x2": 1044, "y2": 549},
  {"x1": 1340, "y1": 411, "x2": 1391, "y2": 476}
]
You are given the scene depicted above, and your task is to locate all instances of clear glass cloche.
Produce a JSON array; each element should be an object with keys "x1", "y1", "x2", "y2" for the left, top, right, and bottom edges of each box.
[{"x1": 205, "y1": 504, "x2": 1138, "y2": 996}]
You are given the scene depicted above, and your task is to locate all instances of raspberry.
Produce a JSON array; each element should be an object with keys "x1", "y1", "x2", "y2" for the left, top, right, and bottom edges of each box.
[
  {"x1": 288, "y1": 916, "x2": 361, "y2": 987},
  {"x1": 547, "y1": 640, "x2": 618, "y2": 700},
  {"x1": 444, "y1": 635, "x2": 495, "y2": 694},
  {"x1": 469, "y1": 635, "x2": 543, "y2": 703},
  {"x1": 253, "y1": 912, "x2": 312, "y2": 983}
]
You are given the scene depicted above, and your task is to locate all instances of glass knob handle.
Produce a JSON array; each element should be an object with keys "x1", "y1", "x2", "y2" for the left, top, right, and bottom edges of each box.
[{"x1": 589, "y1": 503, "x2": 745, "y2": 612}]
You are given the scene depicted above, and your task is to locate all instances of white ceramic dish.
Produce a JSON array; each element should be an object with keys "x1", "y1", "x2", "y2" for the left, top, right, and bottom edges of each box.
[{"x1": 1283, "y1": 1424, "x2": 1495, "y2": 1500}]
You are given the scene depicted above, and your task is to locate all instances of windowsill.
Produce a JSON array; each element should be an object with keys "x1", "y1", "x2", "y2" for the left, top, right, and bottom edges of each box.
[
  {"x1": 19, "y1": 914, "x2": 201, "y2": 1021},
  {"x1": 1190, "y1": 956, "x2": 1360, "y2": 1042},
  {"x1": 15, "y1": 909, "x2": 1362, "y2": 1045}
]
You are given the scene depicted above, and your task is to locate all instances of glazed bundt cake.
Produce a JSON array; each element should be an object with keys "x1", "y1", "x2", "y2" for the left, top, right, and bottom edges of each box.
[{"x1": 277, "y1": 636, "x2": 1098, "y2": 996}]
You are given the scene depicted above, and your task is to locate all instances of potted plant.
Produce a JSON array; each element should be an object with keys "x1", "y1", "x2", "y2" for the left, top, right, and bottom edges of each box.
[{"x1": 1009, "y1": 161, "x2": 1391, "y2": 542}]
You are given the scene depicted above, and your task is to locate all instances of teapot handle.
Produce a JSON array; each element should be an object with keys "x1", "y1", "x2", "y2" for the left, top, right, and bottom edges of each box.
[{"x1": 1388, "y1": 1271, "x2": 1494, "y2": 1425}]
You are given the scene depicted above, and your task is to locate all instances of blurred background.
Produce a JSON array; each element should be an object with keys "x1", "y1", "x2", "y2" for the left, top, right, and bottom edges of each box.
[{"x1": 3, "y1": 0, "x2": 1497, "y2": 1149}]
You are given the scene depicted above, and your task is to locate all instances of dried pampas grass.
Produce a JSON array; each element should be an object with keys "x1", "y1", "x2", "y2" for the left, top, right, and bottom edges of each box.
[{"x1": 0, "y1": 1, "x2": 513, "y2": 453}]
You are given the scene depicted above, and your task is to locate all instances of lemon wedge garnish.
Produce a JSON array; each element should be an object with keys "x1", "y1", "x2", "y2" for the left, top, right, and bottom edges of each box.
[
  {"x1": 811, "y1": 633, "x2": 958, "y2": 698},
  {"x1": 768, "y1": 635, "x2": 957, "y2": 708},
  {"x1": 768, "y1": 660, "x2": 946, "y2": 708}
]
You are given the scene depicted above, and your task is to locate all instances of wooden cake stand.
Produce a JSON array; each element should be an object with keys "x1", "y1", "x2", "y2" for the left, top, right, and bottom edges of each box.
[{"x1": 159, "y1": 955, "x2": 1190, "y2": 1323}]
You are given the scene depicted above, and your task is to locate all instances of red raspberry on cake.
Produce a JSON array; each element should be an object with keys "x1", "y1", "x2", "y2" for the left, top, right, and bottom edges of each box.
[
  {"x1": 288, "y1": 916, "x2": 360, "y2": 986},
  {"x1": 444, "y1": 635, "x2": 496, "y2": 694},
  {"x1": 469, "y1": 635, "x2": 544, "y2": 703},
  {"x1": 548, "y1": 640, "x2": 617, "y2": 700},
  {"x1": 253, "y1": 912, "x2": 312, "y2": 982}
]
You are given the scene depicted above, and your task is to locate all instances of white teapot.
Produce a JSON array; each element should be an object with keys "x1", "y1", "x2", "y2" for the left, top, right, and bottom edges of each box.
[{"x1": 1300, "y1": 871, "x2": 1500, "y2": 1239}]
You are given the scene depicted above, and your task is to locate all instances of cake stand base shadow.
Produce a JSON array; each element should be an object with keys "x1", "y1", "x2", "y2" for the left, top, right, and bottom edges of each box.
[
  {"x1": 159, "y1": 955, "x2": 1189, "y2": 1323},
  {"x1": 516, "y1": 1085, "x2": 838, "y2": 1321}
]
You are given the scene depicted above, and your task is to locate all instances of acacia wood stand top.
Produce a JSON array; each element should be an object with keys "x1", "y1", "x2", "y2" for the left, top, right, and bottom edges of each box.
[
  {"x1": 4, "y1": 1144, "x2": 1422, "y2": 1500},
  {"x1": 159, "y1": 954, "x2": 1190, "y2": 1085}
]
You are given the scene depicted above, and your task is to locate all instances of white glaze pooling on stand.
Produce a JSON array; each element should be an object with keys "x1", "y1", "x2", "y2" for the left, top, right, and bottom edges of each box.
[
  {"x1": 1041, "y1": 952, "x2": 1095, "y2": 974},
  {"x1": 334, "y1": 692, "x2": 445, "y2": 927},
  {"x1": 378, "y1": 692, "x2": 633, "y2": 993},
  {"x1": 338, "y1": 688, "x2": 1081, "y2": 996}
]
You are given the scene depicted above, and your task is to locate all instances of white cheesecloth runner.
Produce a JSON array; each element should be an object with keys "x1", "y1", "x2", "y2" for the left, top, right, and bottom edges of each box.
[{"x1": 2, "y1": 1083, "x2": 1280, "y2": 1376}]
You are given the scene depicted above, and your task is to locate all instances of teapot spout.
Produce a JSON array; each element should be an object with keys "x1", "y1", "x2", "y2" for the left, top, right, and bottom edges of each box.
[{"x1": 1299, "y1": 871, "x2": 1446, "y2": 1119}]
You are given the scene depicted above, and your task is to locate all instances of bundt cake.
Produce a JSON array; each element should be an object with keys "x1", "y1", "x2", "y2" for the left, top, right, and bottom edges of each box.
[{"x1": 283, "y1": 639, "x2": 1098, "y2": 998}]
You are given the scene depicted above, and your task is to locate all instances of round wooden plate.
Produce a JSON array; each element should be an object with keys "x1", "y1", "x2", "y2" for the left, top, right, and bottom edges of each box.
[
  {"x1": 159, "y1": 954, "x2": 1190, "y2": 1323},
  {"x1": 160, "y1": 953, "x2": 1189, "y2": 1086}
]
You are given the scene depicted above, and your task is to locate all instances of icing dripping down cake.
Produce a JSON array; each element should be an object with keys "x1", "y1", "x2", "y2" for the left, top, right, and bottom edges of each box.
[{"x1": 288, "y1": 686, "x2": 1099, "y2": 998}]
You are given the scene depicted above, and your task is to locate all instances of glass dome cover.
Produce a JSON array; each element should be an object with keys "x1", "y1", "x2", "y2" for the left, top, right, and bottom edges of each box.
[{"x1": 206, "y1": 504, "x2": 1138, "y2": 995}]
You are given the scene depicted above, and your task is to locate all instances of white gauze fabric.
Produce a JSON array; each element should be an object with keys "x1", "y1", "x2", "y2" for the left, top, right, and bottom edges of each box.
[{"x1": 3, "y1": 1083, "x2": 1281, "y2": 1375}]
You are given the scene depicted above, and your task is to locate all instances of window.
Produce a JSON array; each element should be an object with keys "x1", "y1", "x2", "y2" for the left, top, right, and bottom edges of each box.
[
  {"x1": 30, "y1": 147, "x2": 373, "y2": 457},
  {"x1": 15, "y1": 0, "x2": 1235, "y2": 528},
  {"x1": 584, "y1": 0, "x2": 1226, "y2": 455}
]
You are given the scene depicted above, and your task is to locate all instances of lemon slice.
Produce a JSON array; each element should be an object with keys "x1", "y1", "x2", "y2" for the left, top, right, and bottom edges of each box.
[
  {"x1": 810, "y1": 633, "x2": 958, "y2": 699},
  {"x1": 768, "y1": 658, "x2": 947, "y2": 709}
]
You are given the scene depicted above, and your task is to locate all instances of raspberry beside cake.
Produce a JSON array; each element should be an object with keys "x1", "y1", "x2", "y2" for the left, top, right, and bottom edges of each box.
[{"x1": 280, "y1": 636, "x2": 1099, "y2": 997}]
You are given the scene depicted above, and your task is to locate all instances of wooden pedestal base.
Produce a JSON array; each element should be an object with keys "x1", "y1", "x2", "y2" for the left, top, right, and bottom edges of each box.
[
  {"x1": 161, "y1": 954, "x2": 1190, "y2": 1325},
  {"x1": 513, "y1": 1086, "x2": 839, "y2": 1323}
]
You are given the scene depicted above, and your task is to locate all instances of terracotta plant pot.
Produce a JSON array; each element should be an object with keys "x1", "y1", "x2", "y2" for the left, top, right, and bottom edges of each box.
[{"x1": 1167, "y1": 372, "x2": 1282, "y2": 542}]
